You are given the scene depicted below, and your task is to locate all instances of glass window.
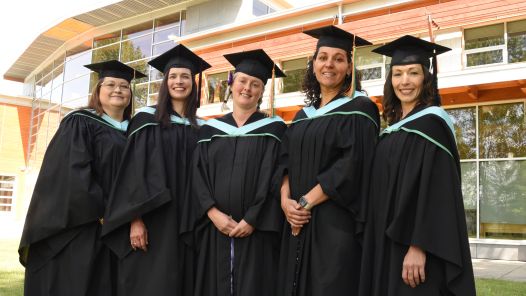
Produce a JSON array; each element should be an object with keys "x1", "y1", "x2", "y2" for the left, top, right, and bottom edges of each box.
[
  {"x1": 120, "y1": 35, "x2": 152, "y2": 63},
  {"x1": 155, "y1": 12, "x2": 182, "y2": 31},
  {"x1": 150, "y1": 67, "x2": 163, "y2": 81},
  {"x1": 356, "y1": 45, "x2": 384, "y2": 81},
  {"x1": 507, "y1": 19, "x2": 526, "y2": 63},
  {"x1": 479, "y1": 103, "x2": 526, "y2": 159},
  {"x1": 51, "y1": 64, "x2": 64, "y2": 89},
  {"x1": 461, "y1": 162, "x2": 477, "y2": 237},
  {"x1": 466, "y1": 50, "x2": 503, "y2": 67},
  {"x1": 125, "y1": 60, "x2": 149, "y2": 84},
  {"x1": 122, "y1": 21, "x2": 153, "y2": 40},
  {"x1": 66, "y1": 43, "x2": 92, "y2": 60},
  {"x1": 91, "y1": 43, "x2": 120, "y2": 63},
  {"x1": 154, "y1": 27, "x2": 180, "y2": 43},
  {"x1": 446, "y1": 107, "x2": 477, "y2": 159},
  {"x1": 206, "y1": 72, "x2": 229, "y2": 104},
  {"x1": 62, "y1": 75, "x2": 91, "y2": 101},
  {"x1": 282, "y1": 57, "x2": 308, "y2": 93},
  {"x1": 61, "y1": 96, "x2": 89, "y2": 110},
  {"x1": 148, "y1": 94, "x2": 158, "y2": 106},
  {"x1": 253, "y1": 0, "x2": 274, "y2": 16},
  {"x1": 133, "y1": 83, "x2": 149, "y2": 109},
  {"x1": 93, "y1": 31, "x2": 121, "y2": 48},
  {"x1": 480, "y1": 160, "x2": 526, "y2": 239},
  {"x1": 64, "y1": 50, "x2": 92, "y2": 81},
  {"x1": 153, "y1": 41, "x2": 175, "y2": 56},
  {"x1": 149, "y1": 81, "x2": 161, "y2": 95},
  {"x1": 465, "y1": 24, "x2": 504, "y2": 50}
]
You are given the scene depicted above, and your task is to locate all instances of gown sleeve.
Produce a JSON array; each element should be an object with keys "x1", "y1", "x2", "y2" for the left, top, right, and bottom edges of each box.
[
  {"x1": 316, "y1": 101, "x2": 379, "y2": 217},
  {"x1": 101, "y1": 114, "x2": 172, "y2": 258},
  {"x1": 242, "y1": 138, "x2": 284, "y2": 232},
  {"x1": 19, "y1": 114, "x2": 103, "y2": 267}
]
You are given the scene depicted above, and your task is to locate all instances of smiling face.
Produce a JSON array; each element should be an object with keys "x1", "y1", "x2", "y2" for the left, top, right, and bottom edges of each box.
[
  {"x1": 99, "y1": 77, "x2": 132, "y2": 112},
  {"x1": 231, "y1": 72, "x2": 264, "y2": 111},
  {"x1": 391, "y1": 64, "x2": 425, "y2": 109},
  {"x1": 167, "y1": 67, "x2": 193, "y2": 101},
  {"x1": 313, "y1": 46, "x2": 352, "y2": 92}
]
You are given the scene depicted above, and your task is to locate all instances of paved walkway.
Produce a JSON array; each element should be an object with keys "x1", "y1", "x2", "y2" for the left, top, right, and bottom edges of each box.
[{"x1": 473, "y1": 259, "x2": 526, "y2": 282}]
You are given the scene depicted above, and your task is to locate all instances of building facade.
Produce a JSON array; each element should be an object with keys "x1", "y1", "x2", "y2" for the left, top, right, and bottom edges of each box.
[{"x1": 4, "y1": 0, "x2": 526, "y2": 259}]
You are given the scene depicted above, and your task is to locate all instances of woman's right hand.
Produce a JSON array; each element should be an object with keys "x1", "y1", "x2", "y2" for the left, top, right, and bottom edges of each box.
[
  {"x1": 281, "y1": 198, "x2": 311, "y2": 228},
  {"x1": 207, "y1": 207, "x2": 238, "y2": 236},
  {"x1": 130, "y1": 217, "x2": 148, "y2": 252}
]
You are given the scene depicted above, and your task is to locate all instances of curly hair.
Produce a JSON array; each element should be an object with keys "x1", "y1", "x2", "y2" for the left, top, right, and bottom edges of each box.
[
  {"x1": 302, "y1": 49, "x2": 363, "y2": 108},
  {"x1": 87, "y1": 78, "x2": 133, "y2": 120},
  {"x1": 155, "y1": 69, "x2": 200, "y2": 128},
  {"x1": 382, "y1": 65, "x2": 435, "y2": 125}
]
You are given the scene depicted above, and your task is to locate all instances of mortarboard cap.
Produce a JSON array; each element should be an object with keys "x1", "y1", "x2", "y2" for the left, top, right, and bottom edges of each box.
[
  {"x1": 223, "y1": 49, "x2": 286, "y2": 84},
  {"x1": 148, "y1": 44, "x2": 211, "y2": 75},
  {"x1": 372, "y1": 35, "x2": 451, "y2": 68},
  {"x1": 303, "y1": 25, "x2": 372, "y2": 52},
  {"x1": 84, "y1": 60, "x2": 146, "y2": 83}
]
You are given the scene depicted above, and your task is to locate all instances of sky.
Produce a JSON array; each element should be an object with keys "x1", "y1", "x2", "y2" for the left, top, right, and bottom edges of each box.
[
  {"x1": 0, "y1": 0, "x2": 323, "y2": 97},
  {"x1": 0, "y1": 0, "x2": 118, "y2": 97}
]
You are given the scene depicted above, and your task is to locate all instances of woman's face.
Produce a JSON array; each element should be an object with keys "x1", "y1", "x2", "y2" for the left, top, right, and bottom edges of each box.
[
  {"x1": 167, "y1": 67, "x2": 193, "y2": 101},
  {"x1": 99, "y1": 77, "x2": 131, "y2": 111},
  {"x1": 313, "y1": 46, "x2": 352, "y2": 91},
  {"x1": 391, "y1": 64, "x2": 425, "y2": 107},
  {"x1": 231, "y1": 72, "x2": 264, "y2": 110}
]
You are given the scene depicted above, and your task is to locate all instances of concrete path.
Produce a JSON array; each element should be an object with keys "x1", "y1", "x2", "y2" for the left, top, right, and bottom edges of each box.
[{"x1": 473, "y1": 259, "x2": 526, "y2": 282}]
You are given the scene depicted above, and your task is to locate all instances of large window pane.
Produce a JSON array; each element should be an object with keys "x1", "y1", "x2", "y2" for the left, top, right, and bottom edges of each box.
[
  {"x1": 155, "y1": 12, "x2": 182, "y2": 31},
  {"x1": 466, "y1": 50, "x2": 503, "y2": 67},
  {"x1": 447, "y1": 107, "x2": 477, "y2": 159},
  {"x1": 480, "y1": 160, "x2": 526, "y2": 239},
  {"x1": 92, "y1": 44, "x2": 120, "y2": 63},
  {"x1": 282, "y1": 57, "x2": 307, "y2": 93},
  {"x1": 64, "y1": 50, "x2": 92, "y2": 81},
  {"x1": 93, "y1": 31, "x2": 121, "y2": 48},
  {"x1": 125, "y1": 60, "x2": 149, "y2": 84},
  {"x1": 122, "y1": 21, "x2": 153, "y2": 40},
  {"x1": 121, "y1": 35, "x2": 152, "y2": 63},
  {"x1": 356, "y1": 45, "x2": 383, "y2": 81},
  {"x1": 154, "y1": 26, "x2": 180, "y2": 43},
  {"x1": 62, "y1": 75, "x2": 91, "y2": 101},
  {"x1": 207, "y1": 72, "x2": 229, "y2": 104},
  {"x1": 508, "y1": 20, "x2": 526, "y2": 63},
  {"x1": 465, "y1": 24, "x2": 504, "y2": 50},
  {"x1": 479, "y1": 103, "x2": 526, "y2": 158},
  {"x1": 153, "y1": 42, "x2": 175, "y2": 56},
  {"x1": 461, "y1": 162, "x2": 477, "y2": 237},
  {"x1": 133, "y1": 83, "x2": 148, "y2": 109}
]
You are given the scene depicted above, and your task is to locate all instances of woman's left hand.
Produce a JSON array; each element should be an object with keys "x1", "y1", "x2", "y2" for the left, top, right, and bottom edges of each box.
[
  {"x1": 229, "y1": 219, "x2": 255, "y2": 238},
  {"x1": 402, "y1": 245, "x2": 426, "y2": 288}
]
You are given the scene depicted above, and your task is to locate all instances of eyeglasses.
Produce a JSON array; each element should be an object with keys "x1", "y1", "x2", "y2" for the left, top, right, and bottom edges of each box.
[{"x1": 101, "y1": 81, "x2": 131, "y2": 91}]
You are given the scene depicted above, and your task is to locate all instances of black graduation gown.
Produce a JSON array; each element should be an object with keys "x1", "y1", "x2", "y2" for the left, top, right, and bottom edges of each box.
[
  {"x1": 101, "y1": 106, "x2": 198, "y2": 296},
  {"x1": 358, "y1": 105, "x2": 476, "y2": 296},
  {"x1": 276, "y1": 95, "x2": 380, "y2": 296},
  {"x1": 19, "y1": 109, "x2": 127, "y2": 296},
  {"x1": 191, "y1": 112, "x2": 286, "y2": 296}
]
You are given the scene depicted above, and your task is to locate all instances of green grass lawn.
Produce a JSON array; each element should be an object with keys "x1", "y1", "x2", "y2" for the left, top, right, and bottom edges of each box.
[
  {"x1": 0, "y1": 239, "x2": 24, "y2": 296},
  {"x1": 0, "y1": 238, "x2": 525, "y2": 295}
]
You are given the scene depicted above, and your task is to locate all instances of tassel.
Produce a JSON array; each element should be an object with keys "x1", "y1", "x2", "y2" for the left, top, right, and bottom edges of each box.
[
  {"x1": 344, "y1": 34, "x2": 357, "y2": 98},
  {"x1": 268, "y1": 64, "x2": 276, "y2": 117}
]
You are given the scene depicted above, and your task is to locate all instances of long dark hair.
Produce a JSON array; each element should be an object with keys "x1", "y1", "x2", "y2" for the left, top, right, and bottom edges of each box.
[
  {"x1": 383, "y1": 65, "x2": 435, "y2": 125},
  {"x1": 87, "y1": 78, "x2": 133, "y2": 120},
  {"x1": 155, "y1": 68, "x2": 199, "y2": 128},
  {"x1": 302, "y1": 49, "x2": 362, "y2": 107}
]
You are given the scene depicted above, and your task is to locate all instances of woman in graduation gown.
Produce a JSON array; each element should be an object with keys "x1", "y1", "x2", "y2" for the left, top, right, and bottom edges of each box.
[
  {"x1": 358, "y1": 35, "x2": 476, "y2": 296},
  {"x1": 190, "y1": 49, "x2": 287, "y2": 296},
  {"x1": 19, "y1": 60, "x2": 145, "y2": 296},
  {"x1": 276, "y1": 26, "x2": 380, "y2": 296},
  {"x1": 101, "y1": 44, "x2": 211, "y2": 296}
]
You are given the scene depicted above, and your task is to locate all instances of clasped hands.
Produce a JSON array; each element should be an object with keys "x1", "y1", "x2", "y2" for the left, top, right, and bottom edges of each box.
[{"x1": 207, "y1": 207, "x2": 254, "y2": 238}]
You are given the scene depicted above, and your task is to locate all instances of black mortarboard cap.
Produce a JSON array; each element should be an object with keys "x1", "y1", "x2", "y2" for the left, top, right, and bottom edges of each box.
[
  {"x1": 372, "y1": 35, "x2": 451, "y2": 68},
  {"x1": 84, "y1": 60, "x2": 146, "y2": 83},
  {"x1": 148, "y1": 44, "x2": 211, "y2": 74},
  {"x1": 223, "y1": 49, "x2": 286, "y2": 84},
  {"x1": 303, "y1": 25, "x2": 372, "y2": 52}
]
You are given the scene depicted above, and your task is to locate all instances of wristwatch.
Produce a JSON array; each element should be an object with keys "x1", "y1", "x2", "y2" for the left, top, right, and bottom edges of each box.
[{"x1": 298, "y1": 195, "x2": 313, "y2": 210}]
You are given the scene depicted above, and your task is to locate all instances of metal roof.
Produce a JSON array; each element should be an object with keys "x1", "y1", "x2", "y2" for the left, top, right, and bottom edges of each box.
[{"x1": 4, "y1": 0, "x2": 187, "y2": 82}]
